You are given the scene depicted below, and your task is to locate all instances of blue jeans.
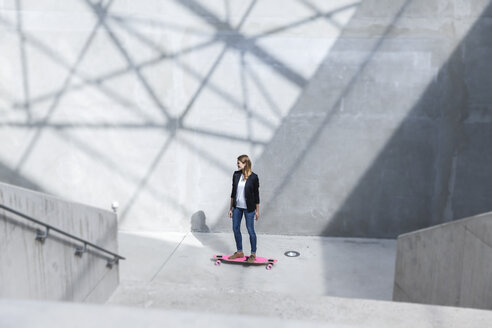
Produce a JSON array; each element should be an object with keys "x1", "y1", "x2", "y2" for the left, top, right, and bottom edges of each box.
[{"x1": 232, "y1": 207, "x2": 257, "y2": 253}]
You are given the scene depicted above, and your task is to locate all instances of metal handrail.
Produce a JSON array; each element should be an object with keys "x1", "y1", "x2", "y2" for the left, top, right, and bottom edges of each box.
[{"x1": 0, "y1": 203, "x2": 125, "y2": 268}]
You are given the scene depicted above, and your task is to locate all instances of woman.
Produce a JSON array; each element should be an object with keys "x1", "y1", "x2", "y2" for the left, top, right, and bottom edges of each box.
[{"x1": 228, "y1": 154, "x2": 260, "y2": 263}]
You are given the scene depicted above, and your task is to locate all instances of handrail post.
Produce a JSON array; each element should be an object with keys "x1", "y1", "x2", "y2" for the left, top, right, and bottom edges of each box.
[
  {"x1": 75, "y1": 242, "x2": 88, "y2": 257},
  {"x1": 106, "y1": 257, "x2": 119, "y2": 269},
  {"x1": 35, "y1": 227, "x2": 50, "y2": 243}
]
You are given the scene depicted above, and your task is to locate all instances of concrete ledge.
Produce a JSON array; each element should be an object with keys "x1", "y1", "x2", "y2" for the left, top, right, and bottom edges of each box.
[
  {"x1": 0, "y1": 182, "x2": 119, "y2": 303},
  {"x1": 393, "y1": 211, "x2": 492, "y2": 309}
]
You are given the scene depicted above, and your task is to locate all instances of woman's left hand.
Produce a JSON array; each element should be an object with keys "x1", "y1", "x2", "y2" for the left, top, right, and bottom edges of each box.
[{"x1": 255, "y1": 211, "x2": 259, "y2": 221}]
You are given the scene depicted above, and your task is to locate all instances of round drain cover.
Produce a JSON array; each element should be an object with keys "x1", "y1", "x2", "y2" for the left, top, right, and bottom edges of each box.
[{"x1": 284, "y1": 251, "x2": 300, "y2": 257}]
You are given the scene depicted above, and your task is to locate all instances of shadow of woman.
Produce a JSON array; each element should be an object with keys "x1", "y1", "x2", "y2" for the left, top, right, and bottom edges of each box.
[{"x1": 190, "y1": 210, "x2": 237, "y2": 257}]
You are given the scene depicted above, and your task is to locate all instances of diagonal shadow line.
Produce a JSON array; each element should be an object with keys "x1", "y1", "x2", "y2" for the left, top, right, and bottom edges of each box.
[
  {"x1": 9, "y1": 70, "x2": 132, "y2": 114},
  {"x1": 172, "y1": 57, "x2": 277, "y2": 129},
  {"x1": 239, "y1": 51, "x2": 253, "y2": 155},
  {"x1": 0, "y1": 158, "x2": 45, "y2": 192},
  {"x1": 108, "y1": 13, "x2": 214, "y2": 37},
  {"x1": 118, "y1": 132, "x2": 176, "y2": 223},
  {"x1": 297, "y1": 0, "x2": 357, "y2": 30},
  {"x1": 259, "y1": 0, "x2": 412, "y2": 216},
  {"x1": 224, "y1": 0, "x2": 231, "y2": 25},
  {"x1": 109, "y1": 14, "x2": 221, "y2": 56},
  {"x1": 176, "y1": 133, "x2": 231, "y2": 174},
  {"x1": 178, "y1": 0, "x2": 256, "y2": 124},
  {"x1": 235, "y1": 0, "x2": 257, "y2": 31},
  {"x1": 14, "y1": 0, "x2": 114, "y2": 172},
  {"x1": 243, "y1": 62, "x2": 283, "y2": 120},
  {"x1": 175, "y1": 0, "x2": 308, "y2": 88},
  {"x1": 15, "y1": 0, "x2": 31, "y2": 122},
  {"x1": 181, "y1": 125, "x2": 266, "y2": 146},
  {"x1": 108, "y1": 12, "x2": 277, "y2": 131},
  {"x1": 0, "y1": 16, "x2": 73, "y2": 85},
  {"x1": 84, "y1": 0, "x2": 172, "y2": 121},
  {"x1": 0, "y1": 120, "x2": 268, "y2": 145},
  {"x1": 177, "y1": 43, "x2": 229, "y2": 123},
  {"x1": 250, "y1": 1, "x2": 360, "y2": 39},
  {"x1": 76, "y1": 79, "x2": 157, "y2": 123}
]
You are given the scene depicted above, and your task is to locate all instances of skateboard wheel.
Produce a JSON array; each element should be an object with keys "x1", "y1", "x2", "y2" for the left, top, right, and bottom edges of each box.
[
  {"x1": 266, "y1": 264, "x2": 273, "y2": 270},
  {"x1": 215, "y1": 260, "x2": 221, "y2": 266}
]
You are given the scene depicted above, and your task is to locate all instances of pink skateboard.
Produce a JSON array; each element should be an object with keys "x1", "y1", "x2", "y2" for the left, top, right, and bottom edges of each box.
[{"x1": 213, "y1": 254, "x2": 277, "y2": 270}]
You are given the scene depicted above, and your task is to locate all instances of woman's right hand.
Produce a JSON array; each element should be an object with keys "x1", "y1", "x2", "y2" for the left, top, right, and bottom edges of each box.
[{"x1": 228, "y1": 209, "x2": 233, "y2": 218}]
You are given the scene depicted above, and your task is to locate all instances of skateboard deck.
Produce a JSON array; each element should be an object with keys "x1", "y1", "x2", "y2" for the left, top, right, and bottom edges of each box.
[{"x1": 213, "y1": 254, "x2": 277, "y2": 270}]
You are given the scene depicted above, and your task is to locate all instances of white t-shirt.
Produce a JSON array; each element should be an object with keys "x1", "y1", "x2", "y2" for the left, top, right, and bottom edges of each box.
[{"x1": 236, "y1": 174, "x2": 247, "y2": 209}]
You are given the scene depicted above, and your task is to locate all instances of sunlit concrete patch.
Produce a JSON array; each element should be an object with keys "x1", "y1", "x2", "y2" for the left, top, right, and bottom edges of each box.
[{"x1": 0, "y1": 0, "x2": 359, "y2": 233}]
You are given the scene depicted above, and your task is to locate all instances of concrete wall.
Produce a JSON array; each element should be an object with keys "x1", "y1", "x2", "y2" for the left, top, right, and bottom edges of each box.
[
  {"x1": 393, "y1": 211, "x2": 492, "y2": 310},
  {"x1": 0, "y1": 0, "x2": 491, "y2": 237},
  {"x1": 244, "y1": 0, "x2": 492, "y2": 237},
  {"x1": 0, "y1": 182, "x2": 119, "y2": 303}
]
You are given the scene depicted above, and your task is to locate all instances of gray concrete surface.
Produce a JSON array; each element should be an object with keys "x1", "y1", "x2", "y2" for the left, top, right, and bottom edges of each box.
[
  {"x1": 0, "y1": 182, "x2": 119, "y2": 303},
  {"x1": 108, "y1": 231, "x2": 396, "y2": 317},
  {"x1": 241, "y1": 0, "x2": 492, "y2": 237},
  {"x1": 394, "y1": 211, "x2": 492, "y2": 310},
  {"x1": 4, "y1": 295, "x2": 492, "y2": 328},
  {"x1": 1, "y1": 0, "x2": 492, "y2": 237}
]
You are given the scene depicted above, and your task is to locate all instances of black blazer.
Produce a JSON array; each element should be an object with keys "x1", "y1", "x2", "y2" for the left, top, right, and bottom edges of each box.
[{"x1": 230, "y1": 170, "x2": 260, "y2": 212}]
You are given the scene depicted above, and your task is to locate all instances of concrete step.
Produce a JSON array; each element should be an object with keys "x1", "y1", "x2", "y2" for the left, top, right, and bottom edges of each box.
[
  {"x1": 3, "y1": 294, "x2": 492, "y2": 328},
  {"x1": 109, "y1": 280, "x2": 349, "y2": 321},
  {"x1": 0, "y1": 299, "x2": 338, "y2": 328}
]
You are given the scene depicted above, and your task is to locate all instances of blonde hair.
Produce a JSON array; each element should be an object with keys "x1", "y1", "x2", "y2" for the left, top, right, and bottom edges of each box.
[{"x1": 237, "y1": 154, "x2": 252, "y2": 180}]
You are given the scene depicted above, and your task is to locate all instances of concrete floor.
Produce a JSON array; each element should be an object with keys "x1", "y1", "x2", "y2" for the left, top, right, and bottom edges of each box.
[
  {"x1": 4, "y1": 231, "x2": 492, "y2": 327},
  {"x1": 108, "y1": 231, "x2": 397, "y2": 320}
]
